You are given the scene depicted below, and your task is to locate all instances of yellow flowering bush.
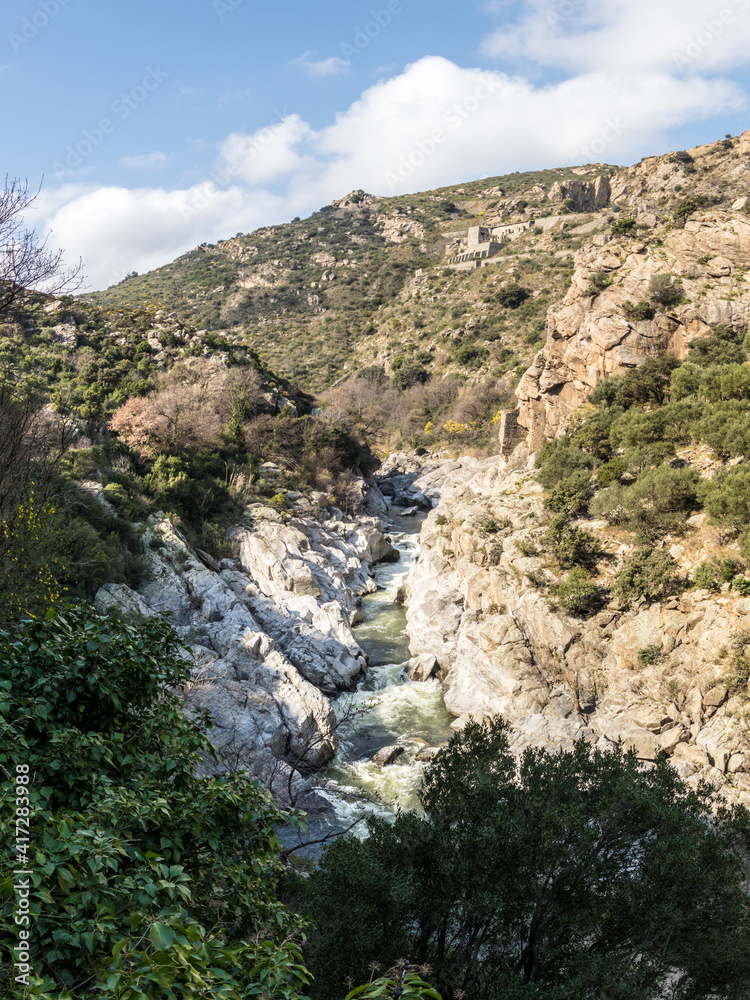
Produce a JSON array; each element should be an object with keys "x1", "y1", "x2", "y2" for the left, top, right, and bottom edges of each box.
[{"x1": 0, "y1": 486, "x2": 67, "y2": 623}]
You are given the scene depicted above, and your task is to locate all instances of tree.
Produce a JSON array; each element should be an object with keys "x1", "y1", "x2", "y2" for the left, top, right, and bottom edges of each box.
[
  {"x1": 0, "y1": 178, "x2": 83, "y2": 313},
  {"x1": 0, "y1": 607, "x2": 311, "y2": 999},
  {"x1": 301, "y1": 720, "x2": 750, "y2": 1000}
]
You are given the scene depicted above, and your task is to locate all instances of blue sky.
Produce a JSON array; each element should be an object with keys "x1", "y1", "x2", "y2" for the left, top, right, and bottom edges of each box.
[{"x1": 3, "y1": 0, "x2": 750, "y2": 289}]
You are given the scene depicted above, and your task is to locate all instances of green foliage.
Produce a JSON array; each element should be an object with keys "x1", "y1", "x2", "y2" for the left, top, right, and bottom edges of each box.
[
  {"x1": 344, "y1": 965, "x2": 441, "y2": 1000},
  {"x1": 693, "y1": 562, "x2": 717, "y2": 592},
  {"x1": 637, "y1": 644, "x2": 663, "y2": 665},
  {"x1": 535, "y1": 442, "x2": 593, "y2": 489},
  {"x1": 649, "y1": 274, "x2": 684, "y2": 308},
  {"x1": 670, "y1": 150, "x2": 695, "y2": 165},
  {"x1": 496, "y1": 283, "x2": 530, "y2": 309},
  {"x1": 554, "y1": 566, "x2": 600, "y2": 615},
  {"x1": 590, "y1": 355, "x2": 680, "y2": 412},
  {"x1": 734, "y1": 576, "x2": 750, "y2": 596},
  {"x1": 700, "y1": 465, "x2": 750, "y2": 529},
  {"x1": 673, "y1": 195, "x2": 713, "y2": 224},
  {"x1": 622, "y1": 300, "x2": 655, "y2": 322},
  {"x1": 596, "y1": 457, "x2": 626, "y2": 487},
  {"x1": 544, "y1": 470, "x2": 593, "y2": 515},
  {"x1": 591, "y1": 464, "x2": 698, "y2": 539},
  {"x1": 301, "y1": 719, "x2": 750, "y2": 1000},
  {"x1": 451, "y1": 343, "x2": 487, "y2": 369},
  {"x1": 589, "y1": 270, "x2": 613, "y2": 293},
  {"x1": 543, "y1": 514, "x2": 602, "y2": 569},
  {"x1": 615, "y1": 547, "x2": 681, "y2": 604},
  {"x1": 0, "y1": 608, "x2": 310, "y2": 999},
  {"x1": 392, "y1": 361, "x2": 431, "y2": 389},
  {"x1": 610, "y1": 218, "x2": 637, "y2": 235}
]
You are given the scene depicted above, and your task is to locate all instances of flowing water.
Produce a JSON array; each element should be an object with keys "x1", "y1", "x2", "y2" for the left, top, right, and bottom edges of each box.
[{"x1": 311, "y1": 510, "x2": 454, "y2": 833}]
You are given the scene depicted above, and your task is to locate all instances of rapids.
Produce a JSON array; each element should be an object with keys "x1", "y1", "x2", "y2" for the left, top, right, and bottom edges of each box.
[{"x1": 310, "y1": 510, "x2": 453, "y2": 832}]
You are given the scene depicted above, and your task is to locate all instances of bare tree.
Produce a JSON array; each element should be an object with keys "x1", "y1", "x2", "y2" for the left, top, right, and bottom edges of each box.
[{"x1": 0, "y1": 177, "x2": 83, "y2": 313}]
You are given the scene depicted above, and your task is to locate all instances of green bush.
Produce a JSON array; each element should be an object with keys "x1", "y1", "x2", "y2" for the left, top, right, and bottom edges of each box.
[
  {"x1": 543, "y1": 514, "x2": 602, "y2": 569},
  {"x1": 496, "y1": 283, "x2": 530, "y2": 309},
  {"x1": 535, "y1": 442, "x2": 593, "y2": 489},
  {"x1": 622, "y1": 300, "x2": 655, "y2": 322},
  {"x1": 700, "y1": 465, "x2": 750, "y2": 530},
  {"x1": 596, "y1": 457, "x2": 626, "y2": 487},
  {"x1": 638, "y1": 644, "x2": 664, "y2": 665},
  {"x1": 610, "y1": 218, "x2": 637, "y2": 235},
  {"x1": 544, "y1": 470, "x2": 594, "y2": 515},
  {"x1": 615, "y1": 547, "x2": 681, "y2": 604},
  {"x1": 0, "y1": 608, "x2": 310, "y2": 999},
  {"x1": 591, "y1": 464, "x2": 698, "y2": 539},
  {"x1": 694, "y1": 561, "x2": 721, "y2": 592},
  {"x1": 734, "y1": 576, "x2": 750, "y2": 596},
  {"x1": 649, "y1": 274, "x2": 684, "y2": 309},
  {"x1": 554, "y1": 566, "x2": 600, "y2": 615},
  {"x1": 301, "y1": 719, "x2": 750, "y2": 999}
]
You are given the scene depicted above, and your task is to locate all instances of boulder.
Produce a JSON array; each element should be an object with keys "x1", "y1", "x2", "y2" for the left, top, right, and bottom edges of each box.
[{"x1": 371, "y1": 745, "x2": 405, "y2": 766}]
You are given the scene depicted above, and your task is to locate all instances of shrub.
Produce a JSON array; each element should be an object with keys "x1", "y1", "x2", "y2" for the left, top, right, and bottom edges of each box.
[
  {"x1": 670, "y1": 150, "x2": 695, "y2": 164},
  {"x1": 496, "y1": 283, "x2": 530, "y2": 309},
  {"x1": 589, "y1": 270, "x2": 613, "y2": 293},
  {"x1": 515, "y1": 539, "x2": 537, "y2": 557},
  {"x1": 734, "y1": 576, "x2": 750, "y2": 596},
  {"x1": 622, "y1": 300, "x2": 655, "y2": 322},
  {"x1": 435, "y1": 513, "x2": 447, "y2": 525},
  {"x1": 638, "y1": 644, "x2": 664, "y2": 665},
  {"x1": 673, "y1": 195, "x2": 713, "y2": 225},
  {"x1": 535, "y1": 442, "x2": 593, "y2": 489},
  {"x1": 694, "y1": 561, "x2": 721, "y2": 592},
  {"x1": 592, "y1": 464, "x2": 698, "y2": 539},
  {"x1": 302, "y1": 719, "x2": 750, "y2": 999},
  {"x1": 554, "y1": 566, "x2": 600, "y2": 615},
  {"x1": 700, "y1": 464, "x2": 750, "y2": 529},
  {"x1": 543, "y1": 514, "x2": 602, "y2": 569},
  {"x1": 544, "y1": 470, "x2": 594, "y2": 515},
  {"x1": 610, "y1": 218, "x2": 637, "y2": 235},
  {"x1": 596, "y1": 457, "x2": 626, "y2": 487},
  {"x1": 0, "y1": 609, "x2": 310, "y2": 999},
  {"x1": 615, "y1": 547, "x2": 681, "y2": 604},
  {"x1": 649, "y1": 274, "x2": 684, "y2": 308}
]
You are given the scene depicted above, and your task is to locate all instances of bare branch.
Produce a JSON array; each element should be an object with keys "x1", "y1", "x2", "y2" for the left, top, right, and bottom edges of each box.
[{"x1": 0, "y1": 176, "x2": 84, "y2": 313}]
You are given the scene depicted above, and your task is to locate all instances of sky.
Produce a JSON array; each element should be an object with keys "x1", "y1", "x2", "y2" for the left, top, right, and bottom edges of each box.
[{"x1": 2, "y1": 0, "x2": 750, "y2": 290}]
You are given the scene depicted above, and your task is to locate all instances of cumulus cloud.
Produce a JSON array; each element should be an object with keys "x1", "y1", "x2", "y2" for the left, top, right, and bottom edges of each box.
[{"x1": 39, "y1": 40, "x2": 748, "y2": 289}]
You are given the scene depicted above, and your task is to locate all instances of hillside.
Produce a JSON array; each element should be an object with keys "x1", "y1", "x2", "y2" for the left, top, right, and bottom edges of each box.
[{"x1": 88, "y1": 132, "x2": 750, "y2": 405}]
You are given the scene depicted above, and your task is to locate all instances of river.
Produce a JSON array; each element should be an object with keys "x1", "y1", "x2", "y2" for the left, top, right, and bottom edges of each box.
[{"x1": 310, "y1": 510, "x2": 454, "y2": 833}]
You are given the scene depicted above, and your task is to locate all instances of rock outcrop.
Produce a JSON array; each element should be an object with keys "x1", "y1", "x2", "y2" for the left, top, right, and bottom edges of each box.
[
  {"x1": 516, "y1": 212, "x2": 750, "y2": 450},
  {"x1": 401, "y1": 458, "x2": 750, "y2": 809},
  {"x1": 96, "y1": 504, "x2": 398, "y2": 809}
]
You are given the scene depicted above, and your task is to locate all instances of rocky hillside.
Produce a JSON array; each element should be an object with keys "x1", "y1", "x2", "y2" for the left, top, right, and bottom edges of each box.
[
  {"x1": 377, "y1": 454, "x2": 750, "y2": 810},
  {"x1": 87, "y1": 132, "x2": 750, "y2": 404}
]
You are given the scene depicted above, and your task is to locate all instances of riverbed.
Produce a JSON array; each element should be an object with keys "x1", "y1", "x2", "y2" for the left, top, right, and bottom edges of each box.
[{"x1": 310, "y1": 510, "x2": 453, "y2": 833}]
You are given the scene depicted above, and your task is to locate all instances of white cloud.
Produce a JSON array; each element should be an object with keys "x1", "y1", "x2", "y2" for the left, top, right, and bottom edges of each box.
[
  {"x1": 482, "y1": 0, "x2": 750, "y2": 75},
  {"x1": 120, "y1": 151, "x2": 170, "y2": 169},
  {"x1": 302, "y1": 55, "x2": 351, "y2": 77},
  {"x1": 39, "y1": 49, "x2": 748, "y2": 289},
  {"x1": 292, "y1": 51, "x2": 351, "y2": 77}
]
